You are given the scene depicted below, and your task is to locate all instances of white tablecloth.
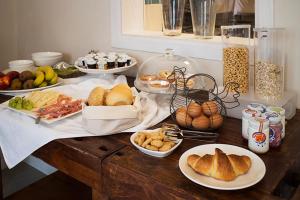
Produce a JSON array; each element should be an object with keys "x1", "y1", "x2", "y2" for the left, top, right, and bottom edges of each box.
[{"x1": 0, "y1": 75, "x2": 170, "y2": 169}]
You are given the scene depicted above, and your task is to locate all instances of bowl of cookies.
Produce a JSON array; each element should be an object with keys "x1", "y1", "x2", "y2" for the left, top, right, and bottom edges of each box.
[{"x1": 130, "y1": 128, "x2": 183, "y2": 157}]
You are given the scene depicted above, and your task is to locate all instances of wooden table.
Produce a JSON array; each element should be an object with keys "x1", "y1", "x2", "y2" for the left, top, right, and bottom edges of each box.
[{"x1": 1, "y1": 86, "x2": 300, "y2": 200}]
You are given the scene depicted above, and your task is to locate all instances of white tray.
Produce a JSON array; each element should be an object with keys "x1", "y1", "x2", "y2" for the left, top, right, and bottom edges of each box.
[{"x1": 2, "y1": 92, "x2": 82, "y2": 124}]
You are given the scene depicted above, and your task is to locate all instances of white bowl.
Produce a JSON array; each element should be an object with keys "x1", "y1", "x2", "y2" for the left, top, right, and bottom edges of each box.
[
  {"x1": 7, "y1": 60, "x2": 35, "y2": 72},
  {"x1": 9, "y1": 60, "x2": 34, "y2": 68},
  {"x1": 32, "y1": 52, "x2": 63, "y2": 58},
  {"x1": 32, "y1": 52, "x2": 63, "y2": 66},
  {"x1": 130, "y1": 128, "x2": 183, "y2": 157}
]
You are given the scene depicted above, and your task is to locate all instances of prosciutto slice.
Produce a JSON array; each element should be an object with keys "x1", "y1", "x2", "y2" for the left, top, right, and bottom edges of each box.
[{"x1": 36, "y1": 95, "x2": 82, "y2": 120}]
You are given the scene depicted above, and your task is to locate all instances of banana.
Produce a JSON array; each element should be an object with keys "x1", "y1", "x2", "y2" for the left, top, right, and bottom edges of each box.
[
  {"x1": 49, "y1": 73, "x2": 58, "y2": 85},
  {"x1": 37, "y1": 66, "x2": 55, "y2": 81},
  {"x1": 33, "y1": 71, "x2": 45, "y2": 87},
  {"x1": 39, "y1": 81, "x2": 48, "y2": 88}
]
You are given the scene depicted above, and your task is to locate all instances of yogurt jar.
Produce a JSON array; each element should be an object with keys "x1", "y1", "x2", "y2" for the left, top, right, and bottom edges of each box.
[
  {"x1": 248, "y1": 117, "x2": 270, "y2": 154},
  {"x1": 262, "y1": 112, "x2": 282, "y2": 148},
  {"x1": 242, "y1": 109, "x2": 261, "y2": 140},
  {"x1": 248, "y1": 103, "x2": 267, "y2": 113},
  {"x1": 267, "y1": 106, "x2": 286, "y2": 138}
]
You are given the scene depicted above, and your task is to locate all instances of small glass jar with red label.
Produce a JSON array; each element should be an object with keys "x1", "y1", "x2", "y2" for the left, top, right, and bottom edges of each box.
[
  {"x1": 248, "y1": 117, "x2": 269, "y2": 154},
  {"x1": 262, "y1": 112, "x2": 282, "y2": 148}
]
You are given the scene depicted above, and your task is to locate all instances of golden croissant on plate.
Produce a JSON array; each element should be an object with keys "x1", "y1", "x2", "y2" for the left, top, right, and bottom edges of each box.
[{"x1": 187, "y1": 148, "x2": 251, "y2": 181}]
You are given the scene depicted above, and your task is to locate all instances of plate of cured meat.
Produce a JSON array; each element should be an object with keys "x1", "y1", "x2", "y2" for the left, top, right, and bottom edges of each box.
[{"x1": 3, "y1": 90, "x2": 83, "y2": 124}]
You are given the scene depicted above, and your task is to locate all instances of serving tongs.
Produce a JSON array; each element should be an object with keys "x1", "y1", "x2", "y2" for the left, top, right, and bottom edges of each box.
[{"x1": 162, "y1": 123, "x2": 219, "y2": 143}]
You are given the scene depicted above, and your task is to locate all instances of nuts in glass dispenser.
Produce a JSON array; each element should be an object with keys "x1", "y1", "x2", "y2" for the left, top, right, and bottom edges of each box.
[
  {"x1": 223, "y1": 47, "x2": 249, "y2": 94},
  {"x1": 255, "y1": 61, "x2": 283, "y2": 100}
]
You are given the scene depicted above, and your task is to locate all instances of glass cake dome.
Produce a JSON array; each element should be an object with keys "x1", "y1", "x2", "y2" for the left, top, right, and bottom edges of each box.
[{"x1": 134, "y1": 49, "x2": 198, "y2": 94}]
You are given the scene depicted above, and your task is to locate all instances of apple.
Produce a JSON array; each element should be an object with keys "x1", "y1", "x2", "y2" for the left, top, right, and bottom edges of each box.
[
  {"x1": 7, "y1": 71, "x2": 20, "y2": 80},
  {"x1": 0, "y1": 75, "x2": 11, "y2": 90}
]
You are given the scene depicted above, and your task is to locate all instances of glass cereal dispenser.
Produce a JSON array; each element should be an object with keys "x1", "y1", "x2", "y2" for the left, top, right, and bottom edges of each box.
[
  {"x1": 221, "y1": 25, "x2": 251, "y2": 94},
  {"x1": 134, "y1": 49, "x2": 197, "y2": 94},
  {"x1": 254, "y1": 28, "x2": 285, "y2": 103}
]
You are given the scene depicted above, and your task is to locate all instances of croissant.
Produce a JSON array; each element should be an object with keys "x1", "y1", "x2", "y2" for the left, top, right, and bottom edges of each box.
[{"x1": 187, "y1": 148, "x2": 251, "y2": 181}]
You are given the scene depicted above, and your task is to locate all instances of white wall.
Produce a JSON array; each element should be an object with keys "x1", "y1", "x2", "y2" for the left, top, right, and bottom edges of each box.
[
  {"x1": 274, "y1": 0, "x2": 300, "y2": 108},
  {"x1": 0, "y1": 0, "x2": 18, "y2": 68},
  {"x1": 0, "y1": 0, "x2": 299, "y2": 107}
]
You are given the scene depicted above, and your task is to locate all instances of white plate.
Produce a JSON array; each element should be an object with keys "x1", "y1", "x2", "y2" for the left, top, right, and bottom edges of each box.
[
  {"x1": 0, "y1": 79, "x2": 63, "y2": 94},
  {"x1": 2, "y1": 92, "x2": 83, "y2": 124},
  {"x1": 74, "y1": 58, "x2": 137, "y2": 74},
  {"x1": 130, "y1": 128, "x2": 183, "y2": 157},
  {"x1": 179, "y1": 144, "x2": 266, "y2": 190}
]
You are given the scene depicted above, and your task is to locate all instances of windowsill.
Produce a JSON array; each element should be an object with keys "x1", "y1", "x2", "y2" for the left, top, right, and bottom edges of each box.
[
  {"x1": 112, "y1": 31, "x2": 224, "y2": 61},
  {"x1": 123, "y1": 31, "x2": 223, "y2": 43},
  {"x1": 113, "y1": 31, "x2": 254, "y2": 61}
]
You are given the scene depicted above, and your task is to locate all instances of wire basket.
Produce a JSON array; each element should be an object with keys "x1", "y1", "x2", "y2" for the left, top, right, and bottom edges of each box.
[{"x1": 170, "y1": 67, "x2": 240, "y2": 131}]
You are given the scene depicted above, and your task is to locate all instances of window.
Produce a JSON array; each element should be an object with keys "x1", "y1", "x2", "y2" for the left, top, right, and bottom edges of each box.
[
  {"x1": 111, "y1": 0, "x2": 274, "y2": 60},
  {"x1": 144, "y1": 0, "x2": 255, "y2": 37}
]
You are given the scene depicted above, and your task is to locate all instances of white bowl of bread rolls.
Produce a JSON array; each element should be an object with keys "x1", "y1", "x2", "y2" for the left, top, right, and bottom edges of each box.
[
  {"x1": 130, "y1": 128, "x2": 183, "y2": 157},
  {"x1": 82, "y1": 83, "x2": 142, "y2": 136}
]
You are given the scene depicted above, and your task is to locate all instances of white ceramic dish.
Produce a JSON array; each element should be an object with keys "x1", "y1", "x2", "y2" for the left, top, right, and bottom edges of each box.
[
  {"x1": 9, "y1": 60, "x2": 34, "y2": 68},
  {"x1": 0, "y1": 78, "x2": 63, "y2": 94},
  {"x1": 74, "y1": 58, "x2": 137, "y2": 74},
  {"x1": 32, "y1": 52, "x2": 63, "y2": 58},
  {"x1": 32, "y1": 52, "x2": 63, "y2": 66},
  {"x1": 179, "y1": 144, "x2": 266, "y2": 190},
  {"x1": 130, "y1": 128, "x2": 183, "y2": 157},
  {"x1": 33, "y1": 57, "x2": 63, "y2": 66},
  {"x1": 2, "y1": 92, "x2": 82, "y2": 124}
]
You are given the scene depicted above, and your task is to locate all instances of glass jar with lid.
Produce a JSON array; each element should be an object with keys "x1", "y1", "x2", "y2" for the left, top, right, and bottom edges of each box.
[
  {"x1": 134, "y1": 49, "x2": 197, "y2": 94},
  {"x1": 254, "y1": 28, "x2": 286, "y2": 103},
  {"x1": 221, "y1": 25, "x2": 251, "y2": 94}
]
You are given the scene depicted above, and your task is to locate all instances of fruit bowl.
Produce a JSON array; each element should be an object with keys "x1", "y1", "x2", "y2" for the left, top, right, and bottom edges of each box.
[{"x1": 0, "y1": 66, "x2": 62, "y2": 93}]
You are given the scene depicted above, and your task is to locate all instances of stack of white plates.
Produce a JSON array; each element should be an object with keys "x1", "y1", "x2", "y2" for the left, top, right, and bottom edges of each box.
[
  {"x1": 32, "y1": 52, "x2": 63, "y2": 66},
  {"x1": 8, "y1": 60, "x2": 35, "y2": 72}
]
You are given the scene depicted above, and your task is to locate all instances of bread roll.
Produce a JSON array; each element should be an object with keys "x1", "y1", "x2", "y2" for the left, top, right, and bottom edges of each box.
[
  {"x1": 202, "y1": 101, "x2": 218, "y2": 116},
  {"x1": 87, "y1": 87, "x2": 106, "y2": 106},
  {"x1": 210, "y1": 114, "x2": 223, "y2": 129},
  {"x1": 105, "y1": 84, "x2": 134, "y2": 106},
  {"x1": 176, "y1": 107, "x2": 192, "y2": 128},
  {"x1": 187, "y1": 102, "x2": 202, "y2": 118},
  {"x1": 192, "y1": 115, "x2": 210, "y2": 130}
]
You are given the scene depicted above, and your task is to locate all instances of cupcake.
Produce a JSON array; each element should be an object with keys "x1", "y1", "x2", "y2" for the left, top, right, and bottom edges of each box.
[
  {"x1": 106, "y1": 57, "x2": 116, "y2": 69},
  {"x1": 86, "y1": 58, "x2": 97, "y2": 69},
  {"x1": 96, "y1": 52, "x2": 106, "y2": 58},
  {"x1": 108, "y1": 52, "x2": 117, "y2": 57},
  {"x1": 117, "y1": 57, "x2": 127, "y2": 67},
  {"x1": 75, "y1": 57, "x2": 88, "y2": 68},
  {"x1": 118, "y1": 53, "x2": 131, "y2": 65},
  {"x1": 97, "y1": 58, "x2": 107, "y2": 70}
]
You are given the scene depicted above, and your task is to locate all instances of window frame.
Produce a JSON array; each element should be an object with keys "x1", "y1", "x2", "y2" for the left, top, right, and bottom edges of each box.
[{"x1": 111, "y1": 0, "x2": 274, "y2": 61}]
